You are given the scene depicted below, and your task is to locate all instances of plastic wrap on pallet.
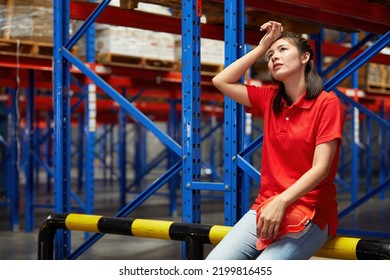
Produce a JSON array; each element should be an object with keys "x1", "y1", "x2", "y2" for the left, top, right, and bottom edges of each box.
[
  {"x1": 174, "y1": 38, "x2": 224, "y2": 65},
  {"x1": 367, "y1": 63, "x2": 390, "y2": 94},
  {"x1": 0, "y1": 1, "x2": 53, "y2": 42},
  {"x1": 76, "y1": 23, "x2": 176, "y2": 63},
  {"x1": 75, "y1": 1, "x2": 176, "y2": 62}
]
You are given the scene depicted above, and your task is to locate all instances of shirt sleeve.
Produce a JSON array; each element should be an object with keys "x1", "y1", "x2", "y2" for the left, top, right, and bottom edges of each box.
[
  {"x1": 316, "y1": 93, "x2": 345, "y2": 146},
  {"x1": 245, "y1": 85, "x2": 275, "y2": 117}
]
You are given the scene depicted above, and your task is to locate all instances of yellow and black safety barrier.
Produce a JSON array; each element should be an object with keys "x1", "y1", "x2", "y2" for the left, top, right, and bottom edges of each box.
[{"x1": 38, "y1": 213, "x2": 390, "y2": 260}]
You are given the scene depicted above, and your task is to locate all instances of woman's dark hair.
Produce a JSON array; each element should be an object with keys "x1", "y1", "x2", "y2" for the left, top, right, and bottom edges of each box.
[{"x1": 272, "y1": 32, "x2": 323, "y2": 113}]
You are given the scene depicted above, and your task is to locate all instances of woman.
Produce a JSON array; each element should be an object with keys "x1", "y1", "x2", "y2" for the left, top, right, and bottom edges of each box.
[{"x1": 206, "y1": 21, "x2": 344, "y2": 260}]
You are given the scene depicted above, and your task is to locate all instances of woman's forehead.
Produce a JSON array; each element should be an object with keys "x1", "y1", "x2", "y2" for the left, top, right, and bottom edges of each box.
[{"x1": 269, "y1": 38, "x2": 292, "y2": 51}]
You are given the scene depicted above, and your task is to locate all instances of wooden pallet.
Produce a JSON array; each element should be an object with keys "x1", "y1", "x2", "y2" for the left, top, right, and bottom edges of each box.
[
  {"x1": 366, "y1": 82, "x2": 390, "y2": 94},
  {"x1": 143, "y1": 57, "x2": 176, "y2": 69},
  {"x1": 200, "y1": 62, "x2": 224, "y2": 75},
  {"x1": 119, "y1": 0, "x2": 180, "y2": 10},
  {"x1": 96, "y1": 52, "x2": 177, "y2": 70},
  {"x1": 97, "y1": 53, "x2": 144, "y2": 66},
  {"x1": 174, "y1": 61, "x2": 224, "y2": 75},
  {"x1": 0, "y1": 38, "x2": 54, "y2": 58},
  {"x1": 366, "y1": 63, "x2": 390, "y2": 94}
]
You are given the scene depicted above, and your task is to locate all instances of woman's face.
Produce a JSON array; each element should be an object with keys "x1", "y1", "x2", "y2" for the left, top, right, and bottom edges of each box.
[{"x1": 267, "y1": 38, "x2": 307, "y2": 82}]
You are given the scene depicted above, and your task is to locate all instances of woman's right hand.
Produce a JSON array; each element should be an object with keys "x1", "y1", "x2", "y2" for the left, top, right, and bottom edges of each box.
[
  {"x1": 259, "y1": 21, "x2": 284, "y2": 49},
  {"x1": 256, "y1": 194, "x2": 287, "y2": 240}
]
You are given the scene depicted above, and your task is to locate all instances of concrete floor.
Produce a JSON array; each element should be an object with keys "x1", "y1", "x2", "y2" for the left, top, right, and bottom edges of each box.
[{"x1": 1, "y1": 178, "x2": 390, "y2": 260}]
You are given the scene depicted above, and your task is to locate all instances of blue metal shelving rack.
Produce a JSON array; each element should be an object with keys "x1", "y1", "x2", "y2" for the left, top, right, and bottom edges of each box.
[
  {"x1": 49, "y1": 0, "x2": 390, "y2": 259},
  {"x1": 0, "y1": 88, "x2": 20, "y2": 231},
  {"x1": 53, "y1": 0, "x2": 184, "y2": 259},
  {"x1": 53, "y1": 0, "x2": 72, "y2": 259}
]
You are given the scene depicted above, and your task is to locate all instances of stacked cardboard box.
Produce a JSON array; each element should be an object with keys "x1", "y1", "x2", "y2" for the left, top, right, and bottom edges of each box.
[
  {"x1": 76, "y1": 23, "x2": 176, "y2": 64},
  {"x1": 76, "y1": 3, "x2": 176, "y2": 64},
  {"x1": 367, "y1": 63, "x2": 390, "y2": 94},
  {"x1": 0, "y1": 0, "x2": 53, "y2": 42},
  {"x1": 174, "y1": 38, "x2": 224, "y2": 70}
]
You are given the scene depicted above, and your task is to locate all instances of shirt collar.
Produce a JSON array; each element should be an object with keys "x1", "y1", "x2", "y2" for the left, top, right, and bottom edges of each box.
[{"x1": 282, "y1": 91, "x2": 315, "y2": 110}]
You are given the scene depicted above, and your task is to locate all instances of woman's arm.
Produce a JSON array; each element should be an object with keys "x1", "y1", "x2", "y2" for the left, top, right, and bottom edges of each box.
[
  {"x1": 212, "y1": 21, "x2": 283, "y2": 107},
  {"x1": 257, "y1": 139, "x2": 339, "y2": 240}
]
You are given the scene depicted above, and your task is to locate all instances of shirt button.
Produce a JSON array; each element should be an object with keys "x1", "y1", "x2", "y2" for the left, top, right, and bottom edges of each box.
[{"x1": 285, "y1": 117, "x2": 290, "y2": 121}]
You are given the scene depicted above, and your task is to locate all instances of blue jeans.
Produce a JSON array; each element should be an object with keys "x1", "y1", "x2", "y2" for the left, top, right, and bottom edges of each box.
[{"x1": 206, "y1": 210, "x2": 329, "y2": 260}]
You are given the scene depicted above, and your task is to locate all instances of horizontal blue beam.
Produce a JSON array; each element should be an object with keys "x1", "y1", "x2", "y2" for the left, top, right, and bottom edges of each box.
[{"x1": 191, "y1": 182, "x2": 225, "y2": 191}]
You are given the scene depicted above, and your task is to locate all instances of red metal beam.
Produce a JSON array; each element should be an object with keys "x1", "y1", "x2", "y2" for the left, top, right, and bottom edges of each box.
[
  {"x1": 2, "y1": 1, "x2": 389, "y2": 107},
  {"x1": 7, "y1": 95, "x2": 224, "y2": 119},
  {"x1": 70, "y1": 1, "x2": 264, "y2": 42},
  {"x1": 71, "y1": 0, "x2": 390, "y2": 35},
  {"x1": 70, "y1": 1, "x2": 181, "y2": 35},
  {"x1": 321, "y1": 42, "x2": 390, "y2": 65},
  {"x1": 243, "y1": 0, "x2": 389, "y2": 34},
  {"x1": 0, "y1": 54, "x2": 52, "y2": 71},
  {"x1": 268, "y1": 0, "x2": 390, "y2": 25},
  {"x1": 69, "y1": 1, "x2": 390, "y2": 63}
]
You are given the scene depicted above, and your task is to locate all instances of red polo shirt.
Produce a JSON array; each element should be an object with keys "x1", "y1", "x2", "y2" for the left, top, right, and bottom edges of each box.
[{"x1": 246, "y1": 85, "x2": 344, "y2": 236}]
